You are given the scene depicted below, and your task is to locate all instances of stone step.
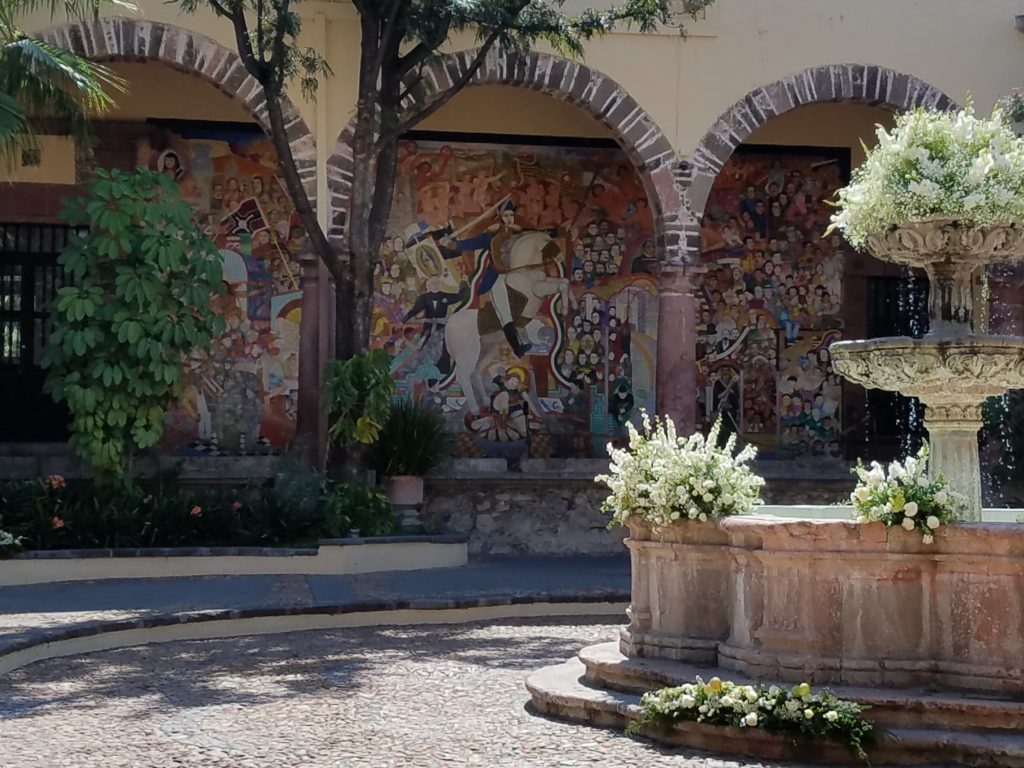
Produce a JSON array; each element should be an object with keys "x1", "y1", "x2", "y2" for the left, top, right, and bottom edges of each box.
[
  {"x1": 578, "y1": 641, "x2": 1024, "y2": 734},
  {"x1": 526, "y1": 657, "x2": 1024, "y2": 767}
]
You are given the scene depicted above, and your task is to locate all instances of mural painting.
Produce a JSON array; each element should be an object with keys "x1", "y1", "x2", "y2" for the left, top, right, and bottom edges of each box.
[
  {"x1": 137, "y1": 126, "x2": 304, "y2": 456},
  {"x1": 372, "y1": 134, "x2": 659, "y2": 459},
  {"x1": 696, "y1": 147, "x2": 848, "y2": 458}
]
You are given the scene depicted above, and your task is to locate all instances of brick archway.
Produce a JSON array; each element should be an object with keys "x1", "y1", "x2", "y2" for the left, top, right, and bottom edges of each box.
[
  {"x1": 682, "y1": 63, "x2": 957, "y2": 261},
  {"x1": 324, "y1": 47, "x2": 694, "y2": 267},
  {"x1": 38, "y1": 17, "x2": 317, "y2": 201}
]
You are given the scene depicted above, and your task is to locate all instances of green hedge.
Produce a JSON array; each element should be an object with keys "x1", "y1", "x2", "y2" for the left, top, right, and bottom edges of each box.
[{"x1": 0, "y1": 465, "x2": 397, "y2": 553}]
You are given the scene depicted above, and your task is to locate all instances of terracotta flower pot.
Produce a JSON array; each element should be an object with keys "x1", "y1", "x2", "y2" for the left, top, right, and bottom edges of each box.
[{"x1": 386, "y1": 475, "x2": 424, "y2": 507}]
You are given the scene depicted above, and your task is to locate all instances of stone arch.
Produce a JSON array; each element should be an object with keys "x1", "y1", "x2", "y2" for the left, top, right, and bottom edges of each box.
[
  {"x1": 324, "y1": 47, "x2": 694, "y2": 266},
  {"x1": 682, "y1": 63, "x2": 957, "y2": 260},
  {"x1": 38, "y1": 17, "x2": 317, "y2": 201}
]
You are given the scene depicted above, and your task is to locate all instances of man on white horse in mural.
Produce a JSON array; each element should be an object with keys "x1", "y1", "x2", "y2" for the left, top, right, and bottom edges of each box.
[{"x1": 437, "y1": 199, "x2": 532, "y2": 358}]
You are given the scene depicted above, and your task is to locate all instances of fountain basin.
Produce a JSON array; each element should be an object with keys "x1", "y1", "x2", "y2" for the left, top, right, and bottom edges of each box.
[
  {"x1": 830, "y1": 335, "x2": 1024, "y2": 403},
  {"x1": 621, "y1": 517, "x2": 1024, "y2": 695}
]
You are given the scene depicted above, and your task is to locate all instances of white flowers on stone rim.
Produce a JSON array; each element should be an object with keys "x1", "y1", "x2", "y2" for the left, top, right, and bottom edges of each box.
[
  {"x1": 597, "y1": 412, "x2": 765, "y2": 529},
  {"x1": 828, "y1": 103, "x2": 1024, "y2": 247},
  {"x1": 850, "y1": 443, "x2": 964, "y2": 543}
]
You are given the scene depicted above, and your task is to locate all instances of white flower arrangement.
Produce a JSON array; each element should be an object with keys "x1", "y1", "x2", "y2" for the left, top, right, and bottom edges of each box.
[
  {"x1": 850, "y1": 444, "x2": 964, "y2": 543},
  {"x1": 829, "y1": 103, "x2": 1024, "y2": 247},
  {"x1": 596, "y1": 413, "x2": 764, "y2": 529},
  {"x1": 630, "y1": 677, "x2": 874, "y2": 761}
]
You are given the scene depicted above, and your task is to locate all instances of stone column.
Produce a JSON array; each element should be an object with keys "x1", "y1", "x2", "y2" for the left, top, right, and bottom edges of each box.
[
  {"x1": 294, "y1": 246, "x2": 322, "y2": 466},
  {"x1": 655, "y1": 267, "x2": 699, "y2": 433},
  {"x1": 923, "y1": 402, "x2": 983, "y2": 521}
]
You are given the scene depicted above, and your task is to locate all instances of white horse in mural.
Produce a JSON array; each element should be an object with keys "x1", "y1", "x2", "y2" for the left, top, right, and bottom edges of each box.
[{"x1": 444, "y1": 231, "x2": 575, "y2": 413}]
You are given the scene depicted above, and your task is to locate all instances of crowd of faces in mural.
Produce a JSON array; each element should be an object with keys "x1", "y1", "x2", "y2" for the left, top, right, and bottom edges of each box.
[
  {"x1": 372, "y1": 137, "x2": 659, "y2": 459},
  {"x1": 696, "y1": 148, "x2": 847, "y2": 459},
  {"x1": 139, "y1": 129, "x2": 304, "y2": 456}
]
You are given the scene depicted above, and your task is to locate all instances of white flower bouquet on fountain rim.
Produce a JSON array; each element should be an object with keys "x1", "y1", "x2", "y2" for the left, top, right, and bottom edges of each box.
[
  {"x1": 828, "y1": 103, "x2": 1024, "y2": 247},
  {"x1": 597, "y1": 412, "x2": 765, "y2": 529},
  {"x1": 850, "y1": 444, "x2": 966, "y2": 543}
]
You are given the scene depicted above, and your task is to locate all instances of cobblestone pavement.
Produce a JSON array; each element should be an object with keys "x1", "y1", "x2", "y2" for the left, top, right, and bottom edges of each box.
[{"x1": 0, "y1": 619, "x2": 799, "y2": 768}]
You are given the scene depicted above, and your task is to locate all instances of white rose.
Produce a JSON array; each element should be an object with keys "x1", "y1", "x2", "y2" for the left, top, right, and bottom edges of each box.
[
  {"x1": 904, "y1": 501, "x2": 918, "y2": 517},
  {"x1": 698, "y1": 513, "x2": 708, "y2": 522},
  {"x1": 922, "y1": 534, "x2": 934, "y2": 545},
  {"x1": 720, "y1": 696, "x2": 735, "y2": 708},
  {"x1": 803, "y1": 709, "x2": 814, "y2": 719},
  {"x1": 681, "y1": 695, "x2": 696, "y2": 708},
  {"x1": 855, "y1": 515, "x2": 869, "y2": 524},
  {"x1": 926, "y1": 515, "x2": 940, "y2": 529},
  {"x1": 901, "y1": 517, "x2": 916, "y2": 531},
  {"x1": 934, "y1": 490, "x2": 948, "y2": 505},
  {"x1": 743, "y1": 712, "x2": 758, "y2": 727},
  {"x1": 853, "y1": 486, "x2": 871, "y2": 503},
  {"x1": 702, "y1": 493, "x2": 713, "y2": 503},
  {"x1": 825, "y1": 710, "x2": 839, "y2": 723}
]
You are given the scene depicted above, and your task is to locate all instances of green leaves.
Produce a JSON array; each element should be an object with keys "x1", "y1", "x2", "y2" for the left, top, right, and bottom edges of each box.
[
  {"x1": 43, "y1": 169, "x2": 225, "y2": 479},
  {"x1": 325, "y1": 350, "x2": 396, "y2": 448}
]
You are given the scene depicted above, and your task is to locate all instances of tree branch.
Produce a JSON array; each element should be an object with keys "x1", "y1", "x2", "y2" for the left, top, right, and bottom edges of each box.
[{"x1": 385, "y1": 27, "x2": 502, "y2": 140}]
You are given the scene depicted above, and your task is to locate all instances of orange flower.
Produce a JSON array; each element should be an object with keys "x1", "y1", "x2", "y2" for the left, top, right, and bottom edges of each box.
[
  {"x1": 51, "y1": 516, "x2": 65, "y2": 529},
  {"x1": 190, "y1": 505, "x2": 202, "y2": 518}
]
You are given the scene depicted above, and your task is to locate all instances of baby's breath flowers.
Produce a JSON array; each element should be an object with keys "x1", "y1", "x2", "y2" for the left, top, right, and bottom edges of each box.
[
  {"x1": 829, "y1": 104, "x2": 1024, "y2": 247},
  {"x1": 597, "y1": 413, "x2": 764, "y2": 528}
]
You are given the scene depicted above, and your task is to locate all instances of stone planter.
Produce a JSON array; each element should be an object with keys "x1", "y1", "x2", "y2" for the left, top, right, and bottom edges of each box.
[
  {"x1": 716, "y1": 517, "x2": 1024, "y2": 695},
  {"x1": 619, "y1": 517, "x2": 732, "y2": 663},
  {"x1": 386, "y1": 475, "x2": 425, "y2": 507}
]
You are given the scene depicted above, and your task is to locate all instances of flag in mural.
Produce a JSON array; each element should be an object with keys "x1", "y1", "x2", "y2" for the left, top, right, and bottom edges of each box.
[
  {"x1": 138, "y1": 127, "x2": 304, "y2": 456},
  {"x1": 697, "y1": 147, "x2": 848, "y2": 459},
  {"x1": 372, "y1": 135, "x2": 659, "y2": 459}
]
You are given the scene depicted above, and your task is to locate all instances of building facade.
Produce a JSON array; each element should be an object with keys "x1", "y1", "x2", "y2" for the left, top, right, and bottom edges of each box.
[{"x1": 2, "y1": 1, "x2": 1023, "y2": 546}]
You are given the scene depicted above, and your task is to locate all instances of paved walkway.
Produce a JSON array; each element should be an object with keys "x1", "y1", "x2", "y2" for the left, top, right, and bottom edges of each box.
[
  {"x1": 0, "y1": 556, "x2": 630, "y2": 657},
  {"x1": 0, "y1": 619, "x2": 788, "y2": 768}
]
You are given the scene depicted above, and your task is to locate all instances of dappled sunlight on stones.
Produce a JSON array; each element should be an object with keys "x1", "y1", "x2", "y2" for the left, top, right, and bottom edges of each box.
[{"x1": 0, "y1": 620, "x2": 789, "y2": 767}]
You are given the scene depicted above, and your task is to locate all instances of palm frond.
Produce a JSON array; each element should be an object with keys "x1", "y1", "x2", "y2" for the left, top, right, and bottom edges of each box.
[{"x1": 0, "y1": 33, "x2": 123, "y2": 167}]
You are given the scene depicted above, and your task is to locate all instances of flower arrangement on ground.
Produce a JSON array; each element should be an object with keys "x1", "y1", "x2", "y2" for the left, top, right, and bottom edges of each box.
[
  {"x1": 850, "y1": 444, "x2": 964, "y2": 543},
  {"x1": 597, "y1": 413, "x2": 764, "y2": 529},
  {"x1": 630, "y1": 676, "x2": 875, "y2": 761},
  {"x1": 828, "y1": 103, "x2": 1024, "y2": 247}
]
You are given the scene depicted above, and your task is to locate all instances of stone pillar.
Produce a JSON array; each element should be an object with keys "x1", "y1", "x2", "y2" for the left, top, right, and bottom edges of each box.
[
  {"x1": 295, "y1": 246, "x2": 323, "y2": 466},
  {"x1": 655, "y1": 267, "x2": 699, "y2": 434},
  {"x1": 924, "y1": 402, "x2": 983, "y2": 521}
]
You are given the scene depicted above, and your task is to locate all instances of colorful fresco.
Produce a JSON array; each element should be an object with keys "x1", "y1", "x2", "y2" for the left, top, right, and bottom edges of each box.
[
  {"x1": 137, "y1": 127, "x2": 304, "y2": 456},
  {"x1": 373, "y1": 135, "x2": 659, "y2": 459},
  {"x1": 696, "y1": 148, "x2": 848, "y2": 458}
]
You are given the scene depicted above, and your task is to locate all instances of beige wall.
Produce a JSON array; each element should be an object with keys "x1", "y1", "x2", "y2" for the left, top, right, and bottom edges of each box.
[
  {"x1": 16, "y1": 0, "x2": 1024, "y2": 170},
  {"x1": 105, "y1": 62, "x2": 254, "y2": 122},
  {"x1": 418, "y1": 86, "x2": 609, "y2": 138},
  {"x1": 746, "y1": 102, "x2": 895, "y2": 168}
]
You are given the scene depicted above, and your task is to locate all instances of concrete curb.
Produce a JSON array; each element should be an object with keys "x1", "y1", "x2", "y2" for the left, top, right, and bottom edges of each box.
[
  {"x1": 0, "y1": 591, "x2": 630, "y2": 675},
  {"x1": 0, "y1": 536, "x2": 471, "y2": 586}
]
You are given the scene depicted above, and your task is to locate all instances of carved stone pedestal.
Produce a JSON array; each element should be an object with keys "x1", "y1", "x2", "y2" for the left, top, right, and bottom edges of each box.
[{"x1": 923, "y1": 403, "x2": 983, "y2": 521}]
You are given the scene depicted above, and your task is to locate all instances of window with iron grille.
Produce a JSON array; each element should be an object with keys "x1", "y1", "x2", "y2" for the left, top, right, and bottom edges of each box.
[{"x1": 0, "y1": 223, "x2": 72, "y2": 441}]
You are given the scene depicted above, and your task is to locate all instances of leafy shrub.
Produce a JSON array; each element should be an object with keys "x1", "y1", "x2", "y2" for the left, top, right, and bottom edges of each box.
[
  {"x1": 0, "y1": 469, "x2": 396, "y2": 550},
  {"x1": 372, "y1": 398, "x2": 452, "y2": 477},
  {"x1": 324, "y1": 483, "x2": 396, "y2": 537},
  {"x1": 42, "y1": 168, "x2": 225, "y2": 478},
  {"x1": 325, "y1": 350, "x2": 395, "y2": 448}
]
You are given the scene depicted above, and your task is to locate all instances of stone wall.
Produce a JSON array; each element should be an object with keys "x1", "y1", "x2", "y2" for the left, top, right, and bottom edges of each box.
[
  {"x1": 424, "y1": 476, "x2": 626, "y2": 556},
  {"x1": 423, "y1": 461, "x2": 854, "y2": 555}
]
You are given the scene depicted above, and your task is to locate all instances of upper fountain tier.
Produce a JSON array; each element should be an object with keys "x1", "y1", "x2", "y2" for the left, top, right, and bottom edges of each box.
[{"x1": 862, "y1": 218, "x2": 1024, "y2": 335}]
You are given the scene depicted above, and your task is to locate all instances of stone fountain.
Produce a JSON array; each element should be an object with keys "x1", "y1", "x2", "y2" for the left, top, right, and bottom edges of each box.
[{"x1": 830, "y1": 218, "x2": 1024, "y2": 519}]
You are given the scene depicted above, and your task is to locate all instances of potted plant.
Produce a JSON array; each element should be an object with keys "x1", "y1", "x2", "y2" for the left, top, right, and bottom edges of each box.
[{"x1": 372, "y1": 399, "x2": 452, "y2": 509}]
